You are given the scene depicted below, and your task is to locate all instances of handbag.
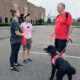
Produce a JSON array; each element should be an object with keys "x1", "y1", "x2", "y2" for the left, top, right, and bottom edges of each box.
[{"x1": 21, "y1": 31, "x2": 26, "y2": 45}]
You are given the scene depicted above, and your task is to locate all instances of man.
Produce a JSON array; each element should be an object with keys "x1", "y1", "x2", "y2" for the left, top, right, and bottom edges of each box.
[{"x1": 50, "y1": 3, "x2": 73, "y2": 59}]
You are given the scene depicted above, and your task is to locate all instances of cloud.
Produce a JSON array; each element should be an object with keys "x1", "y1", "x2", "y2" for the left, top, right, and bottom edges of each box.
[{"x1": 28, "y1": 0, "x2": 80, "y2": 18}]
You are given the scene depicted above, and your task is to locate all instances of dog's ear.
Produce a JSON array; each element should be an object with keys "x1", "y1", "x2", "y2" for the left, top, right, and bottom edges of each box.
[
  {"x1": 44, "y1": 45, "x2": 57, "y2": 53},
  {"x1": 49, "y1": 45, "x2": 57, "y2": 51},
  {"x1": 44, "y1": 45, "x2": 54, "y2": 52},
  {"x1": 46, "y1": 45, "x2": 57, "y2": 54}
]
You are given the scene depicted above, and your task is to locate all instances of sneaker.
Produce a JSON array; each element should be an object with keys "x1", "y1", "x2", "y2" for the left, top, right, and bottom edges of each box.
[
  {"x1": 9, "y1": 67, "x2": 19, "y2": 72},
  {"x1": 27, "y1": 58, "x2": 32, "y2": 62},
  {"x1": 23, "y1": 60, "x2": 27, "y2": 63},
  {"x1": 15, "y1": 63, "x2": 23, "y2": 67}
]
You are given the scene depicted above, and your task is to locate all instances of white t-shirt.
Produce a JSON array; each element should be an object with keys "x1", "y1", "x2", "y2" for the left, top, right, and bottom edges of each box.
[{"x1": 21, "y1": 22, "x2": 33, "y2": 39}]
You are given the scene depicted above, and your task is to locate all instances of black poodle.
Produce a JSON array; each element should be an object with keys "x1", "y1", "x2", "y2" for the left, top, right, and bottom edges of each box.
[{"x1": 44, "y1": 45, "x2": 76, "y2": 80}]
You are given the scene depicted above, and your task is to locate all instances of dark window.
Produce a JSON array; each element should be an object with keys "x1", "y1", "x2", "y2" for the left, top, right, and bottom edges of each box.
[
  {"x1": 10, "y1": 18, "x2": 12, "y2": 23},
  {"x1": 0, "y1": 17, "x2": 2, "y2": 23},
  {"x1": 36, "y1": 20, "x2": 38, "y2": 24},
  {"x1": 31, "y1": 20, "x2": 32, "y2": 23},
  {"x1": 5, "y1": 17, "x2": 8, "y2": 23},
  {"x1": 33, "y1": 20, "x2": 34, "y2": 24}
]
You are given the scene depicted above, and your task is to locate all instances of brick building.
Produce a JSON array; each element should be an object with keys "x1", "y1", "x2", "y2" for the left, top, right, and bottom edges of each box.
[
  {"x1": 0, "y1": 0, "x2": 45, "y2": 24},
  {"x1": 28, "y1": 2, "x2": 45, "y2": 24}
]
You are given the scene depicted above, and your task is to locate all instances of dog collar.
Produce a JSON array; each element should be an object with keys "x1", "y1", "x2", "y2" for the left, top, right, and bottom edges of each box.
[{"x1": 51, "y1": 55, "x2": 61, "y2": 66}]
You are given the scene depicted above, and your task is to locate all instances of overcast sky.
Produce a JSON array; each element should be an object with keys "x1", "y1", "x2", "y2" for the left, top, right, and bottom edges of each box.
[{"x1": 28, "y1": 0, "x2": 79, "y2": 19}]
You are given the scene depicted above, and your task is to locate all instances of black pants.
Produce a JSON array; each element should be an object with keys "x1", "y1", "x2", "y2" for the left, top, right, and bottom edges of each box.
[
  {"x1": 10, "y1": 43, "x2": 21, "y2": 67},
  {"x1": 55, "y1": 39, "x2": 67, "y2": 53}
]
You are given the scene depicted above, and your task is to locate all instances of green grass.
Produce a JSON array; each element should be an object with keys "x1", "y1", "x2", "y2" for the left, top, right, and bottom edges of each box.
[
  {"x1": 73, "y1": 26, "x2": 80, "y2": 28},
  {"x1": 0, "y1": 24, "x2": 10, "y2": 27},
  {"x1": 73, "y1": 22, "x2": 80, "y2": 26},
  {"x1": 33, "y1": 22, "x2": 55, "y2": 26},
  {"x1": 73, "y1": 22, "x2": 80, "y2": 28},
  {"x1": 0, "y1": 22, "x2": 80, "y2": 28}
]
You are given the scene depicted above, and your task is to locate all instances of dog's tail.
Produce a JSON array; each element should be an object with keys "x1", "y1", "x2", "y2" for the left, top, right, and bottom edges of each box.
[{"x1": 69, "y1": 67, "x2": 76, "y2": 74}]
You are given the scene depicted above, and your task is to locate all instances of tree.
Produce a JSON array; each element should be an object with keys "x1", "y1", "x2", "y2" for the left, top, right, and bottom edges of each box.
[
  {"x1": 77, "y1": 18, "x2": 80, "y2": 22},
  {"x1": 47, "y1": 18, "x2": 51, "y2": 24},
  {"x1": 38, "y1": 19, "x2": 44, "y2": 24}
]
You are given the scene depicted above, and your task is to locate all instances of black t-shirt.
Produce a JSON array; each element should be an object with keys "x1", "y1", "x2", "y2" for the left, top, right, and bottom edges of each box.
[{"x1": 10, "y1": 19, "x2": 22, "y2": 45}]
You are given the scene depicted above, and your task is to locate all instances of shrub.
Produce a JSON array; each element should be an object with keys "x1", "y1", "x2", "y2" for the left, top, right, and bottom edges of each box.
[
  {"x1": 38, "y1": 19, "x2": 44, "y2": 24},
  {"x1": 0, "y1": 23, "x2": 10, "y2": 27}
]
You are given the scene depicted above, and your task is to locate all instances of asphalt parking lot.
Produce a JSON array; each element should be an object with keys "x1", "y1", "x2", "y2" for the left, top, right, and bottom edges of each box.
[{"x1": 0, "y1": 25, "x2": 80, "y2": 80}]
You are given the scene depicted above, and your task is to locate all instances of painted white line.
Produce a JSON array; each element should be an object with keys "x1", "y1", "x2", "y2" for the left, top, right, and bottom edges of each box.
[
  {"x1": 36, "y1": 42, "x2": 48, "y2": 43},
  {"x1": 70, "y1": 44, "x2": 80, "y2": 46},
  {"x1": 19, "y1": 51, "x2": 80, "y2": 59},
  {"x1": 67, "y1": 56, "x2": 80, "y2": 59},
  {"x1": 20, "y1": 51, "x2": 47, "y2": 55},
  {"x1": 33, "y1": 42, "x2": 80, "y2": 45}
]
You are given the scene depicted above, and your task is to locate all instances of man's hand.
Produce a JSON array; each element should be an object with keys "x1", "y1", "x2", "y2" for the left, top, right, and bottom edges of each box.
[
  {"x1": 49, "y1": 33, "x2": 54, "y2": 39},
  {"x1": 67, "y1": 36, "x2": 73, "y2": 43}
]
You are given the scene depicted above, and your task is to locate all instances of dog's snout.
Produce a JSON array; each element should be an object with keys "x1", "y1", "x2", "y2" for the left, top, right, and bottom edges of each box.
[{"x1": 44, "y1": 48, "x2": 47, "y2": 51}]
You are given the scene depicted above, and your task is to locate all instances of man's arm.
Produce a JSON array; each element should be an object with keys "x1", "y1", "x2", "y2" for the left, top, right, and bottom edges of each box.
[
  {"x1": 68, "y1": 24, "x2": 73, "y2": 36},
  {"x1": 67, "y1": 12, "x2": 73, "y2": 42},
  {"x1": 67, "y1": 24, "x2": 73, "y2": 42},
  {"x1": 49, "y1": 27, "x2": 55, "y2": 38}
]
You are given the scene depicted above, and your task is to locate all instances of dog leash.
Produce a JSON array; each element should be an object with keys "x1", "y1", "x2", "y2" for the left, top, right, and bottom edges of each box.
[
  {"x1": 51, "y1": 38, "x2": 73, "y2": 66},
  {"x1": 58, "y1": 38, "x2": 73, "y2": 56}
]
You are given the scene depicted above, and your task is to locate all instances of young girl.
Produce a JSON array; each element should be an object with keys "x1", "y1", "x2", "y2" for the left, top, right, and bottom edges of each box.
[{"x1": 21, "y1": 14, "x2": 33, "y2": 63}]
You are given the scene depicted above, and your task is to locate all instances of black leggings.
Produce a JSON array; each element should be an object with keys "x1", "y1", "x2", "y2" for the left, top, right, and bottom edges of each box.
[{"x1": 10, "y1": 43, "x2": 21, "y2": 67}]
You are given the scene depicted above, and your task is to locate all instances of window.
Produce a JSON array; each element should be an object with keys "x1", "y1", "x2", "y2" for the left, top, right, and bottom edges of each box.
[
  {"x1": 5, "y1": 17, "x2": 8, "y2": 23},
  {"x1": 10, "y1": 18, "x2": 12, "y2": 23},
  {"x1": 33, "y1": 20, "x2": 34, "y2": 24},
  {"x1": 0, "y1": 17, "x2": 2, "y2": 23},
  {"x1": 31, "y1": 20, "x2": 32, "y2": 23},
  {"x1": 36, "y1": 20, "x2": 38, "y2": 24}
]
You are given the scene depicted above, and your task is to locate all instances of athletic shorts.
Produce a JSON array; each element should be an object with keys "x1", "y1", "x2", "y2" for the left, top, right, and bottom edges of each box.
[
  {"x1": 55, "y1": 39, "x2": 67, "y2": 53},
  {"x1": 23, "y1": 38, "x2": 32, "y2": 50}
]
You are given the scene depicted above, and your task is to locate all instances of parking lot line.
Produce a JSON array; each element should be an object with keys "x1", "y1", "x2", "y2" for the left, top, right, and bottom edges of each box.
[
  {"x1": 33, "y1": 42, "x2": 80, "y2": 45},
  {"x1": 19, "y1": 51, "x2": 80, "y2": 59}
]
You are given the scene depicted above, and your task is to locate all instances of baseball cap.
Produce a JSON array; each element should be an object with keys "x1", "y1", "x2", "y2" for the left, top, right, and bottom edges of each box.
[{"x1": 23, "y1": 14, "x2": 30, "y2": 19}]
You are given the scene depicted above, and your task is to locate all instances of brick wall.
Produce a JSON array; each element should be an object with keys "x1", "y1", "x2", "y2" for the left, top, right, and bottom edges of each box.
[{"x1": 0, "y1": 0, "x2": 45, "y2": 24}]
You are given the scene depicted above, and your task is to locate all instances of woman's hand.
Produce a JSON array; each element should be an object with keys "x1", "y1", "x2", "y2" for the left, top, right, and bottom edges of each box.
[
  {"x1": 15, "y1": 31, "x2": 25, "y2": 37},
  {"x1": 21, "y1": 33, "x2": 25, "y2": 36}
]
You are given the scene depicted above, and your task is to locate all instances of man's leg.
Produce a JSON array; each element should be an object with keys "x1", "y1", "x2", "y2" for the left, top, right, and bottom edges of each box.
[
  {"x1": 55, "y1": 39, "x2": 58, "y2": 50},
  {"x1": 58, "y1": 39, "x2": 67, "y2": 59}
]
